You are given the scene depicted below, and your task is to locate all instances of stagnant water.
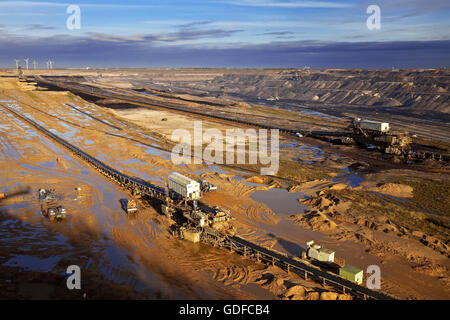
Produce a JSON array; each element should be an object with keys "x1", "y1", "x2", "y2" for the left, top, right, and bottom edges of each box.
[
  {"x1": 250, "y1": 188, "x2": 309, "y2": 217},
  {"x1": 0, "y1": 105, "x2": 190, "y2": 298}
]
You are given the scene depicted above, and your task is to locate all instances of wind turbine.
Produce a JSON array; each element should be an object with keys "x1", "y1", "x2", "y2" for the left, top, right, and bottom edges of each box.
[
  {"x1": 24, "y1": 58, "x2": 29, "y2": 70},
  {"x1": 33, "y1": 60, "x2": 37, "y2": 70},
  {"x1": 47, "y1": 60, "x2": 53, "y2": 70},
  {"x1": 14, "y1": 59, "x2": 20, "y2": 69}
]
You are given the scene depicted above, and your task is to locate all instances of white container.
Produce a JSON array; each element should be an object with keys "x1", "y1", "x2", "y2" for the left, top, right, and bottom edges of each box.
[
  {"x1": 306, "y1": 240, "x2": 335, "y2": 263},
  {"x1": 358, "y1": 120, "x2": 390, "y2": 132},
  {"x1": 168, "y1": 172, "x2": 201, "y2": 200}
]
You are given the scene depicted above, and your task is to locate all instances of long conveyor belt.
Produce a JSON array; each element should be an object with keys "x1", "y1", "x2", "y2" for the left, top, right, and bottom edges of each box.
[
  {"x1": 0, "y1": 103, "x2": 167, "y2": 200},
  {"x1": 0, "y1": 102, "x2": 395, "y2": 300}
]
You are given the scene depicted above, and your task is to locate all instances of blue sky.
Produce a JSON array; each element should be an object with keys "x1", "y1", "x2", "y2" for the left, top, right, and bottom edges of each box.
[{"x1": 0, "y1": 0, "x2": 449, "y2": 68}]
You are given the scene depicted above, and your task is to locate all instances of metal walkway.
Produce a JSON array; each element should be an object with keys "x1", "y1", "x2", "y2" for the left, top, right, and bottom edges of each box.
[
  {"x1": 230, "y1": 236, "x2": 394, "y2": 300},
  {"x1": 199, "y1": 228, "x2": 394, "y2": 300}
]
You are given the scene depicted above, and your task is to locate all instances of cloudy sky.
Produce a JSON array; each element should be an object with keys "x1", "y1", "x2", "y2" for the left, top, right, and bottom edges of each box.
[{"x1": 0, "y1": 0, "x2": 449, "y2": 68}]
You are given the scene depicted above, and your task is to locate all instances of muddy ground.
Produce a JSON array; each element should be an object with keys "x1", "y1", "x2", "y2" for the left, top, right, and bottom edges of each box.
[{"x1": 0, "y1": 71, "x2": 449, "y2": 300}]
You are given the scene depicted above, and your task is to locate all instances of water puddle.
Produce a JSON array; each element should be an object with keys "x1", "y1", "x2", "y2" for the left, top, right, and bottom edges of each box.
[
  {"x1": 298, "y1": 109, "x2": 335, "y2": 120},
  {"x1": 334, "y1": 166, "x2": 364, "y2": 187},
  {"x1": 251, "y1": 188, "x2": 308, "y2": 216},
  {"x1": 133, "y1": 89, "x2": 160, "y2": 97},
  {"x1": 4, "y1": 255, "x2": 60, "y2": 272},
  {"x1": 38, "y1": 161, "x2": 56, "y2": 168},
  {"x1": 135, "y1": 143, "x2": 171, "y2": 160},
  {"x1": 345, "y1": 175, "x2": 364, "y2": 187},
  {"x1": 192, "y1": 165, "x2": 230, "y2": 175}
]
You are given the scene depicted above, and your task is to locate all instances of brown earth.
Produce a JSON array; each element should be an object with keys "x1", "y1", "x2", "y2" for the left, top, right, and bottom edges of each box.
[{"x1": 1, "y1": 71, "x2": 449, "y2": 300}]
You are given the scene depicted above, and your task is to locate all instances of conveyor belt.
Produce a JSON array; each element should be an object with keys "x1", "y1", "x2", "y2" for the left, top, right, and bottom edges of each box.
[
  {"x1": 1, "y1": 102, "x2": 395, "y2": 300},
  {"x1": 0, "y1": 103, "x2": 167, "y2": 200},
  {"x1": 34, "y1": 77, "x2": 449, "y2": 163},
  {"x1": 230, "y1": 236, "x2": 394, "y2": 300}
]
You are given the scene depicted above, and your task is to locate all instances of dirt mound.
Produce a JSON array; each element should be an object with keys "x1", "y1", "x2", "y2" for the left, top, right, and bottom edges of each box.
[
  {"x1": 329, "y1": 183, "x2": 347, "y2": 191},
  {"x1": 245, "y1": 176, "x2": 267, "y2": 184},
  {"x1": 283, "y1": 286, "x2": 348, "y2": 300},
  {"x1": 216, "y1": 173, "x2": 235, "y2": 180},
  {"x1": 292, "y1": 211, "x2": 337, "y2": 231},
  {"x1": 245, "y1": 176, "x2": 282, "y2": 188},
  {"x1": 348, "y1": 162, "x2": 370, "y2": 172},
  {"x1": 412, "y1": 263, "x2": 448, "y2": 277},
  {"x1": 418, "y1": 235, "x2": 449, "y2": 256},
  {"x1": 288, "y1": 179, "x2": 331, "y2": 196},
  {"x1": 320, "y1": 292, "x2": 339, "y2": 300},
  {"x1": 299, "y1": 196, "x2": 333, "y2": 209},
  {"x1": 305, "y1": 292, "x2": 320, "y2": 300},
  {"x1": 283, "y1": 285, "x2": 306, "y2": 300},
  {"x1": 370, "y1": 183, "x2": 413, "y2": 198},
  {"x1": 337, "y1": 293, "x2": 353, "y2": 300}
]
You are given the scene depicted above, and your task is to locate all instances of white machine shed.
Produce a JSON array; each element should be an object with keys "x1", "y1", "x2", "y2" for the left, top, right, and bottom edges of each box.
[{"x1": 168, "y1": 172, "x2": 201, "y2": 200}]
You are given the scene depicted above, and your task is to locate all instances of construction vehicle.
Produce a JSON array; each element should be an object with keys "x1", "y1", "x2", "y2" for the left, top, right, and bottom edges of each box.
[
  {"x1": 182, "y1": 201, "x2": 234, "y2": 231},
  {"x1": 38, "y1": 189, "x2": 66, "y2": 221},
  {"x1": 349, "y1": 118, "x2": 412, "y2": 155},
  {"x1": 199, "y1": 179, "x2": 217, "y2": 193},
  {"x1": 120, "y1": 198, "x2": 138, "y2": 214}
]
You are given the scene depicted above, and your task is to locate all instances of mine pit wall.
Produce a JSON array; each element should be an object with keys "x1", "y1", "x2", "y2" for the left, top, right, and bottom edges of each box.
[
  {"x1": 196, "y1": 70, "x2": 450, "y2": 114},
  {"x1": 33, "y1": 76, "x2": 449, "y2": 164}
]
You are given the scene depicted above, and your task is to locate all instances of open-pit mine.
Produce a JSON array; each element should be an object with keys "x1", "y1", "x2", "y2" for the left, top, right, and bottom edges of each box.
[{"x1": 0, "y1": 68, "x2": 449, "y2": 300}]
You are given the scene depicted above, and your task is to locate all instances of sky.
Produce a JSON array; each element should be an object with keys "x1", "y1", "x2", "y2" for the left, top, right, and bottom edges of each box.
[{"x1": 0, "y1": 0, "x2": 449, "y2": 68}]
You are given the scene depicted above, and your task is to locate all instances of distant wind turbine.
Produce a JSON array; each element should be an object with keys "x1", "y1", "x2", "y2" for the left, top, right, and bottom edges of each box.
[
  {"x1": 33, "y1": 60, "x2": 37, "y2": 70},
  {"x1": 24, "y1": 58, "x2": 29, "y2": 70},
  {"x1": 14, "y1": 59, "x2": 20, "y2": 69}
]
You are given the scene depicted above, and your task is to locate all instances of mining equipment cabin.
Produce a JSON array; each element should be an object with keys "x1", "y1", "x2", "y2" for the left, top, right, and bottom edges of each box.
[
  {"x1": 339, "y1": 265, "x2": 364, "y2": 285},
  {"x1": 120, "y1": 198, "x2": 138, "y2": 214},
  {"x1": 350, "y1": 118, "x2": 411, "y2": 156},
  {"x1": 305, "y1": 240, "x2": 335, "y2": 263},
  {"x1": 168, "y1": 172, "x2": 201, "y2": 200},
  {"x1": 38, "y1": 189, "x2": 67, "y2": 221},
  {"x1": 166, "y1": 172, "x2": 233, "y2": 242}
]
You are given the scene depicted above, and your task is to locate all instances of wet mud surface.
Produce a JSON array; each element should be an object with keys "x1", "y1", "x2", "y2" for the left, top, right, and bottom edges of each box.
[{"x1": 1, "y1": 76, "x2": 449, "y2": 300}]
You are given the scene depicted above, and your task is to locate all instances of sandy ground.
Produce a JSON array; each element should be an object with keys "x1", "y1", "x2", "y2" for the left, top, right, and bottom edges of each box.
[
  {"x1": 0, "y1": 77, "x2": 342, "y2": 299},
  {"x1": 1, "y1": 74, "x2": 449, "y2": 300}
]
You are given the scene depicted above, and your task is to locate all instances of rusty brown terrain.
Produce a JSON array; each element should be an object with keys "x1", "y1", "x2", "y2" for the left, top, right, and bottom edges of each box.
[{"x1": 0, "y1": 68, "x2": 448, "y2": 300}]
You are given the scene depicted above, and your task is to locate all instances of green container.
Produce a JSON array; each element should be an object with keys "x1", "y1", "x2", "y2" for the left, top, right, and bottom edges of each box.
[{"x1": 339, "y1": 265, "x2": 364, "y2": 284}]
